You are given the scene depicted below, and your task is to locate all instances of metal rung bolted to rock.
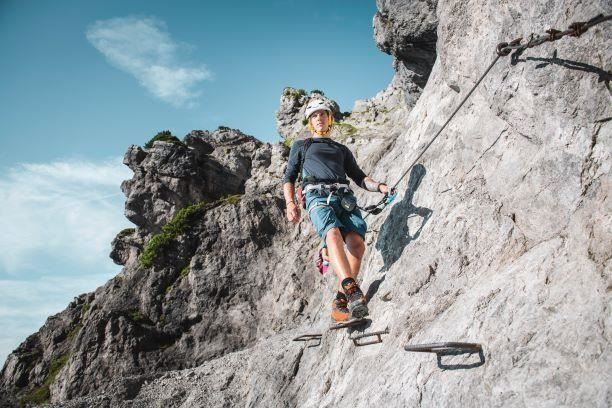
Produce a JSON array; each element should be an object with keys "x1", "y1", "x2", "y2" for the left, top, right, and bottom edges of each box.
[
  {"x1": 292, "y1": 333, "x2": 322, "y2": 348},
  {"x1": 329, "y1": 317, "x2": 369, "y2": 330},
  {"x1": 350, "y1": 328, "x2": 389, "y2": 347},
  {"x1": 404, "y1": 342, "x2": 482, "y2": 355}
]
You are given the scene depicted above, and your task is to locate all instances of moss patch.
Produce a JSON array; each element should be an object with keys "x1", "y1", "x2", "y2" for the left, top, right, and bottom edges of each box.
[
  {"x1": 282, "y1": 138, "x2": 293, "y2": 148},
  {"x1": 128, "y1": 310, "x2": 153, "y2": 325},
  {"x1": 335, "y1": 122, "x2": 358, "y2": 137},
  {"x1": 139, "y1": 195, "x2": 243, "y2": 268},
  {"x1": 283, "y1": 88, "x2": 306, "y2": 99},
  {"x1": 66, "y1": 323, "x2": 83, "y2": 340},
  {"x1": 81, "y1": 303, "x2": 90, "y2": 318},
  {"x1": 221, "y1": 194, "x2": 242, "y2": 205},
  {"x1": 139, "y1": 202, "x2": 206, "y2": 268},
  {"x1": 179, "y1": 266, "x2": 190, "y2": 279},
  {"x1": 21, "y1": 353, "x2": 69, "y2": 406},
  {"x1": 144, "y1": 130, "x2": 184, "y2": 149}
]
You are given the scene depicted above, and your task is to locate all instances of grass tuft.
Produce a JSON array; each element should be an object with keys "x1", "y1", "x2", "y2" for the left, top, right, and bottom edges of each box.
[
  {"x1": 144, "y1": 130, "x2": 184, "y2": 149},
  {"x1": 21, "y1": 354, "x2": 70, "y2": 406}
]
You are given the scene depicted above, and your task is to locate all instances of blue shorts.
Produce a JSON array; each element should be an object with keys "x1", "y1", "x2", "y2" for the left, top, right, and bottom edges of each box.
[{"x1": 306, "y1": 191, "x2": 367, "y2": 243}]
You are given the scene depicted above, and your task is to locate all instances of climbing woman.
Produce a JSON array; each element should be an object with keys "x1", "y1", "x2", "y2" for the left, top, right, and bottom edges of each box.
[{"x1": 283, "y1": 98, "x2": 391, "y2": 322}]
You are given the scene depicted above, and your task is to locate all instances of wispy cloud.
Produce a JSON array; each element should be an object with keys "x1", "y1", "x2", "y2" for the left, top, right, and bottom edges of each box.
[
  {"x1": 86, "y1": 16, "x2": 212, "y2": 107},
  {"x1": 0, "y1": 273, "x2": 116, "y2": 365},
  {"x1": 0, "y1": 157, "x2": 133, "y2": 275},
  {"x1": 0, "y1": 157, "x2": 133, "y2": 365}
]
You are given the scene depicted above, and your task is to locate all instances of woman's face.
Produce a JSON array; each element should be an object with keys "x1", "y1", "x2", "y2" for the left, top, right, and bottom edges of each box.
[{"x1": 309, "y1": 110, "x2": 330, "y2": 133}]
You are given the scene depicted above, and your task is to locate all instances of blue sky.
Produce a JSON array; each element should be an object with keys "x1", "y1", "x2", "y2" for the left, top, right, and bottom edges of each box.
[{"x1": 0, "y1": 0, "x2": 392, "y2": 363}]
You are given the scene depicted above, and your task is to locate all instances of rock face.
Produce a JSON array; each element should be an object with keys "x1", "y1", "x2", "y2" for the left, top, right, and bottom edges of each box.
[{"x1": 2, "y1": 0, "x2": 611, "y2": 407}]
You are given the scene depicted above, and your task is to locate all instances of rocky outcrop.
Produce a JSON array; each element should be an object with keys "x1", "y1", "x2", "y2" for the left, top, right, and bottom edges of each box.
[
  {"x1": 275, "y1": 88, "x2": 342, "y2": 141},
  {"x1": 368, "y1": 0, "x2": 438, "y2": 110},
  {"x1": 121, "y1": 129, "x2": 263, "y2": 232},
  {"x1": 2, "y1": 0, "x2": 611, "y2": 407},
  {"x1": 0, "y1": 128, "x2": 327, "y2": 405}
]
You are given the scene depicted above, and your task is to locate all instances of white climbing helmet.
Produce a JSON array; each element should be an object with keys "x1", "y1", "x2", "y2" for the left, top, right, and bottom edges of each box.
[{"x1": 304, "y1": 99, "x2": 332, "y2": 119}]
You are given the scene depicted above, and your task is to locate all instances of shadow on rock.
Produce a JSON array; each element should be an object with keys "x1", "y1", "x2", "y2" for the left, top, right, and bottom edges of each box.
[
  {"x1": 437, "y1": 349, "x2": 486, "y2": 370},
  {"x1": 366, "y1": 164, "x2": 432, "y2": 302},
  {"x1": 512, "y1": 49, "x2": 611, "y2": 86}
]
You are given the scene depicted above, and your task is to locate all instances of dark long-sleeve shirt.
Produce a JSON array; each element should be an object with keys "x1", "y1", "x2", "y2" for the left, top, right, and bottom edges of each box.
[{"x1": 283, "y1": 137, "x2": 367, "y2": 187}]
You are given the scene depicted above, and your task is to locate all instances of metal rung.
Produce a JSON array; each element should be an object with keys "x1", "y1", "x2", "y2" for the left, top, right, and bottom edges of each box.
[
  {"x1": 292, "y1": 334, "x2": 322, "y2": 348},
  {"x1": 350, "y1": 328, "x2": 389, "y2": 347},
  {"x1": 404, "y1": 342, "x2": 482, "y2": 355},
  {"x1": 329, "y1": 318, "x2": 369, "y2": 331}
]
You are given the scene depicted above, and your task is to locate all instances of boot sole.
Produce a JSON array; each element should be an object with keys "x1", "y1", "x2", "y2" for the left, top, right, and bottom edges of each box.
[{"x1": 349, "y1": 302, "x2": 369, "y2": 319}]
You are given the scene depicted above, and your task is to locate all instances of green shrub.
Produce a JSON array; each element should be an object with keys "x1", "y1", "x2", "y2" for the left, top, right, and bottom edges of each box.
[
  {"x1": 221, "y1": 194, "x2": 242, "y2": 205},
  {"x1": 81, "y1": 303, "x2": 90, "y2": 317},
  {"x1": 217, "y1": 125, "x2": 230, "y2": 131},
  {"x1": 179, "y1": 266, "x2": 190, "y2": 279},
  {"x1": 66, "y1": 323, "x2": 83, "y2": 340},
  {"x1": 335, "y1": 122, "x2": 358, "y2": 136},
  {"x1": 139, "y1": 203, "x2": 206, "y2": 268},
  {"x1": 282, "y1": 138, "x2": 293, "y2": 148},
  {"x1": 21, "y1": 354, "x2": 69, "y2": 405},
  {"x1": 139, "y1": 196, "x2": 241, "y2": 268},
  {"x1": 144, "y1": 130, "x2": 183, "y2": 149},
  {"x1": 283, "y1": 88, "x2": 306, "y2": 100},
  {"x1": 128, "y1": 310, "x2": 152, "y2": 324},
  {"x1": 310, "y1": 89, "x2": 324, "y2": 95}
]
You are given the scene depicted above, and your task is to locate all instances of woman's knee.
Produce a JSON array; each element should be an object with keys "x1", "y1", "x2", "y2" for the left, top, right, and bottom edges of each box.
[
  {"x1": 345, "y1": 232, "x2": 365, "y2": 256},
  {"x1": 325, "y1": 227, "x2": 343, "y2": 242}
]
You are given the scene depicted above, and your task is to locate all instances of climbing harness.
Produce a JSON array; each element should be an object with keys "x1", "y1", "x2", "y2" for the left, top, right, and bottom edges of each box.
[
  {"x1": 304, "y1": 183, "x2": 352, "y2": 206},
  {"x1": 367, "y1": 13, "x2": 611, "y2": 218}
]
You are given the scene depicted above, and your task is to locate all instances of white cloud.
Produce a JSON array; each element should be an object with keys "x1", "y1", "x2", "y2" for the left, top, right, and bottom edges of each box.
[
  {"x1": 0, "y1": 273, "x2": 116, "y2": 365},
  {"x1": 0, "y1": 157, "x2": 133, "y2": 275},
  {"x1": 86, "y1": 16, "x2": 212, "y2": 107},
  {"x1": 0, "y1": 158, "x2": 132, "y2": 366}
]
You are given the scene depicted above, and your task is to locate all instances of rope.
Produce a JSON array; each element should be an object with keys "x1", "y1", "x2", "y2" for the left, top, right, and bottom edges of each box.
[
  {"x1": 390, "y1": 55, "x2": 501, "y2": 191},
  {"x1": 365, "y1": 13, "x2": 610, "y2": 219}
]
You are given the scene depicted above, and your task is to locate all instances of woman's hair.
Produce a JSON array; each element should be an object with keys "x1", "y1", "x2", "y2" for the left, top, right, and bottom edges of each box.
[{"x1": 307, "y1": 111, "x2": 334, "y2": 136}]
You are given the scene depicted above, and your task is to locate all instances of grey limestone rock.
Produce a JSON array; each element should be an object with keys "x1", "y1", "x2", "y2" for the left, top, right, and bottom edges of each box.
[{"x1": 2, "y1": 0, "x2": 611, "y2": 407}]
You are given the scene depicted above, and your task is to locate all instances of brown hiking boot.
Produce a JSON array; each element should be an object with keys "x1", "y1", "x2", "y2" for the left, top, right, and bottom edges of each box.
[
  {"x1": 331, "y1": 294, "x2": 350, "y2": 322},
  {"x1": 341, "y1": 278, "x2": 369, "y2": 319}
]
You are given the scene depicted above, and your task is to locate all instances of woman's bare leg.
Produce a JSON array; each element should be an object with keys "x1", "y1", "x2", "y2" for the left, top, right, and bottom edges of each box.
[
  {"x1": 344, "y1": 231, "x2": 365, "y2": 279},
  {"x1": 325, "y1": 227, "x2": 353, "y2": 281}
]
